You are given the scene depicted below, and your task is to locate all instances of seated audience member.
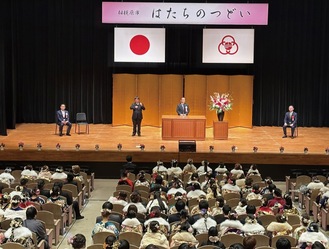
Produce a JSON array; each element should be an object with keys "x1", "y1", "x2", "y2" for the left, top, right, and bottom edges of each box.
[
  {"x1": 241, "y1": 215, "x2": 265, "y2": 236},
  {"x1": 186, "y1": 183, "x2": 206, "y2": 200},
  {"x1": 152, "y1": 160, "x2": 168, "y2": 176},
  {"x1": 191, "y1": 202, "x2": 217, "y2": 234},
  {"x1": 241, "y1": 178, "x2": 254, "y2": 196},
  {"x1": 117, "y1": 171, "x2": 134, "y2": 190},
  {"x1": 246, "y1": 184, "x2": 262, "y2": 201},
  {"x1": 298, "y1": 222, "x2": 328, "y2": 248},
  {"x1": 182, "y1": 158, "x2": 196, "y2": 174},
  {"x1": 170, "y1": 221, "x2": 198, "y2": 248},
  {"x1": 103, "y1": 235, "x2": 116, "y2": 249},
  {"x1": 205, "y1": 178, "x2": 221, "y2": 200},
  {"x1": 171, "y1": 210, "x2": 191, "y2": 235},
  {"x1": 150, "y1": 175, "x2": 169, "y2": 193},
  {"x1": 219, "y1": 210, "x2": 243, "y2": 235},
  {"x1": 312, "y1": 241, "x2": 326, "y2": 249},
  {"x1": 121, "y1": 209, "x2": 142, "y2": 234},
  {"x1": 0, "y1": 192, "x2": 10, "y2": 210},
  {"x1": 4, "y1": 217, "x2": 33, "y2": 247},
  {"x1": 230, "y1": 163, "x2": 245, "y2": 179},
  {"x1": 122, "y1": 155, "x2": 137, "y2": 175},
  {"x1": 186, "y1": 173, "x2": 200, "y2": 188},
  {"x1": 29, "y1": 187, "x2": 46, "y2": 205},
  {"x1": 134, "y1": 171, "x2": 150, "y2": 188},
  {"x1": 229, "y1": 243, "x2": 245, "y2": 249},
  {"x1": 188, "y1": 199, "x2": 209, "y2": 225},
  {"x1": 196, "y1": 160, "x2": 212, "y2": 176},
  {"x1": 235, "y1": 198, "x2": 247, "y2": 215},
  {"x1": 189, "y1": 195, "x2": 207, "y2": 216},
  {"x1": 267, "y1": 214, "x2": 292, "y2": 237},
  {"x1": 200, "y1": 173, "x2": 212, "y2": 190},
  {"x1": 37, "y1": 165, "x2": 52, "y2": 181},
  {"x1": 20, "y1": 178, "x2": 33, "y2": 197},
  {"x1": 123, "y1": 191, "x2": 147, "y2": 214},
  {"x1": 222, "y1": 178, "x2": 241, "y2": 195},
  {"x1": 276, "y1": 237, "x2": 291, "y2": 249},
  {"x1": 243, "y1": 236, "x2": 257, "y2": 249},
  {"x1": 267, "y1": 188, "x2": 286, "y2": 208},
  {"x1": 293, "y1": 213, "x2": 310, "y2": 241},
  {"x1": 246, "y1": 164, "x2": 261, "y2": 177},
  {"x1": 72, "y1": 165, "x2": 84, "y2": 183},
  {"x1": 108, "y1": 191, "x2": 128, "y2": 206},
  {"x1": 47, "y1": 186, "x2": 67, "y2": 211},
  {"x1": 146, "y1": 191, "x2": 168, "y2": 214},
  {"x1": 168, "y1": 199, "x2": 187, "y2": 223},
  {"x1": 140, "y1": 221, "x2": 170, "y2": 249},
  {"x1": 4, "y1": 195, "x2": 26, "y2": 220},
  {"x1": 256, "y1": 198, "x2": 274, "y2": 216},
  {"x1": 178, "y1": 243, "x2": 197, "y2": 249},
  {"x1": 283, "y1": 194, "x2": 299, "y2": 215},
  {"x1": 23, "y1": 206, "x2": 50, "y2": 249},
  {"x1": 0, "y1": 167, "x2": 15, "y2": 185},
  {"x1": 307, "y1": 176, "x2": 325, "y2": 190},
  {"x1": 144, "y1": 206, "x2": 170, "y2": 235},
  {"x1": 243, "y1": 205, "x2": 262, "y2": 225},
  {"x1": 21, "y1": 165, "x2": 38, "y2": 180},
  {"x1": 210, "y1": 196, "x2": 225, "y2": 216},
  {"x1": 260, "y1": 177, "x2": 275, "y2": 195},
  {"x1": 9, "y1": 185, "x2": 25, "y2": 199},
  {"x1": 214, "y1": 163, "x2": 229, "y2": 176},
  {"x1": 200, "y1": 226, "x2": 224, "y2": 248},
  {"x1": 96, "y1": 201, "x2": 122, "y2": 224},
  {"x1": 167, "y1": 159, "x2": 182, "y2": 177},
  {"x1": 51, "y1": 166, "x2": 67, "y2": 180},
  {"x1": 214, "y1": 204, "x2": 231, "y2": 224},
  {"x1": 68, "y1": 233, "x2": 86, "y2": 249},
  {"x1": 92, "y1": 205, "x2": 119, "y2": 237},
  {"x1": 167, "y1": 178, "x2": 186, "y2": 199}
]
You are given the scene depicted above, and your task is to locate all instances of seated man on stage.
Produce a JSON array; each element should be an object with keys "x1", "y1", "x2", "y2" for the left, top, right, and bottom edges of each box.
[
  {"x1": 176, "y1": 97, "x2": 190, "y2": 116},
  {"x1": 57, "y1": 104, "x2": 72, "y2": 136},
  {"x1": 282, "y1": 105, "x2": 297, "y2": 138}
]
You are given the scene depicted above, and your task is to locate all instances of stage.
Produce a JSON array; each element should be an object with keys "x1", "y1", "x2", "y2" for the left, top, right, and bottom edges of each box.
[{"x1": 0, "y1": 124, "x2": 328, "y2": 179}]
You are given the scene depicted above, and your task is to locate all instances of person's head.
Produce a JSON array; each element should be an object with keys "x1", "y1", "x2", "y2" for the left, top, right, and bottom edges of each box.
[
  {"x1": 234, "y1": 163, "x2": 242, "y2": 170},
  {"x1": 192, "y1": 182, "x2": 201, "y2": 191},
  {"x1": 50, "y1": 186, "x2": 61, "y2": 198},
  {"x1": 67, "y1": 172, "x2": 74, "y2": 182},
  {"x1": 103, "y1": 235, "x2": 117, "y2": 249},
  {"x1": 245, "y1": 178, "x2": 253, "y2": 187},
  {"x1": 300, "y1": 213, "x2": 310, "y2": 227},
  {"x1": 149, "y1": 220, "x2": 160, "y2": 233},
  {"x1": 307, "y1": 222, "x2": 320, "y2": 233},
  {"x1": 41, "y1": 165, "x2": 49, "y2": 172},
  {"x1": 70, "y1": 234, "x2": 86, "y2": 249},
  {"x1": 246, "y1": 205, "x2": 256, "y2": 215},
  {"x1": 126, "y1": 209, "x2": 137, "y2": 219},
  {"x1": 60, "y1": 104, "x2": 66, "y2": 111},
  {"x1": 56, "y1": 166, "x2": 64, "y2": 173},
  {"x1": 72, "y1": 165, "x2": 81, "y2": 175},
  {"x1": 250, "y1": 164, "x2": 257, "y2": 171},
  {"x1": 10, "y1": 217, "x2": 23, "y2": 229},
  {"x1": 276, "y1": 237, "x2": 291, "y2": 249},
  {"x1": 284, "y1": 194, "x2": 293, "y2": 209},
  {"x1": 121, "y1": 170, "x2": 128, "y2": 178},
  {"x1": 175, "y1": 199, "x2": 186, "y2": 212},
  {"x1": 276, "y1": 214, "x2": 288, "y2": 223},
  {"x1": 37, "y1": 179, "x2": 45, "y2": 189},
  {"x1": 11, "y1": 195, "x2": 22, "y2": 207},
  {"x1": 145, "y1": 245, "x2": 159, "y2": 249},
  {"x1": 180, "y1": 221, "x2": 191, "y2": 232},
  {"x1": 208, "y1": 226, "x2": 219, "y2": 237},
  {"x1": 215, "y1": 196, "x2": 225, "y2": 208},
  {"x1": 102, "y1": 201, "x2": 113, "y2": 211},
  {"x1": 126, "y1": 155, "x2": 132, "y2": 162},
  {"x1": 178, "y1": 243, "x2": 196, "y2": 249},
  {"x1": 252, "y1": 184, "x2": 260, "y2": 193},
  {"x1": 137, "y1": 171, "x2": 146, "y2": 182},
  {"x1": 130, "y1": 191, "x2": 141, "y2": 203},
  {"x1": 127, "y1": 204, "x2": 138, "y2": 214},
  {"x1": 187, "y1": 158, "x2": 193, "y2": 165},
  {"x1": 179, "y1": 209, "x2": 189, "y2": 220},
  {"x1": 223, "y1": 204, "x2": 231, "y2": 215},
  {"x1": 53, "y1": 181, "x2": 63, "y2": 190},
  {"x1": 190, "y1": 173, "x2": 199, "y2": 181},
  {"x1": 228, "y1": 210, "x2": 238, "y2": 220},
  {"x1": 24, "y1": 165, "x2": 33, "y2": 171},
  {"x1": 198, "y1": 200, "x2": 209, "y2": 211},
  {"x1": 268, "y1": 183, "x2": 277, "y2": 192},
  {"x1": 20, "y1": 178, "x2": 29, "y2": 186},
  {"x1": 288, "y1": 105, "x2": 294, "y2": 112},
  {"x1": 264, "y1": 177, "x2": 273, "y2": 185},
  {"x1": 229, "y1": 243, "x2": 244, "y2": 249},
  {"x1": 155, "y1": 175, "x2": 163, "y2": 185},
  {"x1": 273, "y1": 188, "x2": 282, "y2": 198},
  {"x1": 312, "y1": 241, "x2": 325, "y2": 249},
  {"x1": 243, "y1": 236, "x2": 257, "y2": 249},
  {"x1": 149, "y1": 206, "x2": 161, "y2": 218},
  {"x1": 180, "y1": 97, "x2": 186, "y2": 104},
  {"x1": 26, "y1": 206, "x2": 37, "y2": 220},
  {"x1": 118, "y1": 191, "x2": 127, "y2": 201},
  {"x1": 134, "y1": 96, "x2": 140, "y2": 103},
  {"x1": 239, "y1": 198, "x2": 247, "y2": 207},
  {"x1": 171, "y1": 159, "x2": 178, "y2": 168},
  {"x1": 4, "y1": 167, "x2": 12, "y2": 173}
]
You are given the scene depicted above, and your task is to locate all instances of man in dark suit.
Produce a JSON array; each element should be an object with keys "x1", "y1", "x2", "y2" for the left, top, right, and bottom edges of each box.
[
  {"x1": 122, "y1": 155, "x2": 137, "y2": 175},
  {"x1": 57, "y1": 104, "x2": 72, "y2": 136},
  {"x1": 176, "y1": 97, "x2": 190, "y2": 116},
  {"x1": 130, "y1": 96, "x2": 145, "y2": 136},
  {"x1": 282, "y1": 105, "x2": 297, "y2": 138}
]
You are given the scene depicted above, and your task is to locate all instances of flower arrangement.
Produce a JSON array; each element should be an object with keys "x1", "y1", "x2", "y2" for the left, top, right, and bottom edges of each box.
[
  {"x1": 253, "y1": 146, "x2": 258, "y2": 153},
  {"x1": 140, "y1": 144, "x2": 145, "y2": 150},
  {"x1": 304, "y1": 147, "x2": 308, "y2": 154},
  {"x1": 231, "y1": 145, "x2": 237, "y2": 152},
  {"x1": 210, "y1": 92, "x2": 233, "y2": 113},
  {"x1": 160, "y1": 145, "x2": 165, "y2": 151},
  {"x1": 37, "y1": 142, "x2": 42, "y2": 151},
  {"x1": 279, "y1": 146, "x2": 284, "y2": 153},
  {"x1": 117, "y1": 143, "x2": 122, "y2": 151},
  {"x1": 326, "y1": 147, "x2": 329, "y2": 155},
  {"x1": 75, "y1": 144, "x2": 80, "y2": 151},
  {"x1": 18, "y1": 142, "x2": 24, "y2": 148},
  {"x1": 56, "y1": 143, "x2": 61, "y2": 150},
  {"x1": 209, "y1": 145, "x2": 214, "y2": 152},
  {"x1": 95, "y1": 144, "x2": 100, "y2": 151},
  {"x1": 0, "y1": 143, "x2": 5, "y2": 150}
]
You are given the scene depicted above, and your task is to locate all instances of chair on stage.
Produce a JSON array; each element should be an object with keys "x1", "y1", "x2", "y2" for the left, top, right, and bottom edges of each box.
[{"x1": 75, "y1": 112, "x2": 89, "y2": 134}]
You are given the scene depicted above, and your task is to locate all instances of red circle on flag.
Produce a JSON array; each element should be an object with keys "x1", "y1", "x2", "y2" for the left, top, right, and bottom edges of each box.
[{"x1": 129, "y1": 35, "x2": 150, "y2": 55}]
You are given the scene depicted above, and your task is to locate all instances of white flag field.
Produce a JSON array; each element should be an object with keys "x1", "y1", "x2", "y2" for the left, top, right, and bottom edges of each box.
[
  {"x1": 114, "y1": 27, "x2": 166, "y2": 63},
  {"x1": 203, "y1": 29, "x2": 254, "y2": 64}
]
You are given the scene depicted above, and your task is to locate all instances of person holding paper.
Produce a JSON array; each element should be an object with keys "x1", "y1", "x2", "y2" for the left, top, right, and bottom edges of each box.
[
  {"x1": 130, "y1": 96, "x2": 145, "y2": 136},
  {"x1": 176, "y1": 97, "x2": 190, "y2": 116},
  {"x1": 56, "y1": 104, "x2": 72, "y2": 136}
]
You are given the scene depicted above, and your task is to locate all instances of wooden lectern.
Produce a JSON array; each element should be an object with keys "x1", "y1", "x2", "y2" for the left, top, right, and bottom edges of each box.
[{"x1": 213, "y1": 121, "x2": 228, "y2": 140}]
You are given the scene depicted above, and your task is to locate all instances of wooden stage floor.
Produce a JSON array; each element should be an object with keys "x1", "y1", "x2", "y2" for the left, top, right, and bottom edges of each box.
[{"x1": 0, "y1": 124, "x2": 328, "y2": 165}]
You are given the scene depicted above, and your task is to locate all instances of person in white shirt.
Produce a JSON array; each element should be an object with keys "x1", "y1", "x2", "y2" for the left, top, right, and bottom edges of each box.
[
  {"x1": 144, "y1": 206, "x2": 170, "y2": 234},
  {"x1": 215, "y1": 163, "x2": 229, "y2": 175},
  {"x1": 230, "y1": 163, "x2": 245, "y2": 179},
  {"x1": 222, "y1": 179, "x2": 241, "y2": 194},
  {"x1": 122, "y1": 192, "x2": 147, "y2": 214},
  {"x1": 146, "y1": 191, "x2": 168, "y2": 213},
  {"x1": 0, "y1": 167, "x2": 15, "y2": 185},
  {"x1": 219, "y1": 210, "x2": 244, "y2": 235},
  {"x1": 152, "y1": 161, "x2": 168, "y2": 175},
  {"x1": 186, "y1": 183, "x2": 207, "y2": 200},
  {"x1": 51, "y1": 167, "x2": 67, "y2": 180},
  {"x1": 241, "y1": 214, "x2": 265, "y2": 236},
  {"x1": 196, "y1": 160, "x2": 213, "y2": 176},
  {"x1": 298, "y1": 222, "x2": 328, "y2": 248},
  {"x1": 4, "y1": 195, "x2": 26, "y2": 220},
  {"x1": 21, "y1": 165, "x2": 38, "y2": 180},
  {"x1": 183, "y1": 158, "x2": 196, "y2": 174},
  {"x1": 108, "y1": 191, "x2": 128, "y2": 206},
  {"x1": 167, "y1": 159, "x2": 182, "y2": 177},
  {"x1": 167, "y1": 179, "x2": 186, "y2": 199},
  {"x1": 4, "y1": 217, "x2": 33, "y2": 247},
  {"x1": 246, "y1": 164, "x2": 261, "y2": 177},
  {"x1": 307, "y1": 176, "x2": 325, "y2": 190},
  {"x1": 192, "y1": 208, "x2": 217, "y2": 235}
]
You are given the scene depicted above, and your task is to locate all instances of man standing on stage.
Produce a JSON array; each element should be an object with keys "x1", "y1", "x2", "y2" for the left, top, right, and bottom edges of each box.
[
  {"x1": 130, "y1": 96, "x2": 145, "y2": 136},
  {"x1": 282, "y1": 105, "x2": 297, "y2": 138},
  {"x1": 57, "y1": 104, "x2": 72, "y2": 136},
  {"x1": 176, "y1": 97, "x2": 190, "y2": 116}
]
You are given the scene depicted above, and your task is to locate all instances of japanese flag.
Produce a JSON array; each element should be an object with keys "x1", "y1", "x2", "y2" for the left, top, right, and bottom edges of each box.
[
  {"x1": 114, "y1": 27, "x2": 166, "y2": 63},
  {"x1": 203, "y1": 29, "x2": 254, "y2": 64}
]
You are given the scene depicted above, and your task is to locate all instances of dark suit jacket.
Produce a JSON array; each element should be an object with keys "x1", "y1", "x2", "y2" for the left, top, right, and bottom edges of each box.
[
  {"x1": 130, "y1": 103, "x2": 145, "y2": 120},
  {"x1": 122, "y1": 162, "x2": 137, "y2": 175},
  {"x1": 176, "y1": 103, "x2": 190, "y2": 115},
  {"x1": 57, "y1": 110, "x2": 70, "y2": 125},
  {"x1": 284, "y1": 111, "x2": 297, "y2": 127}
]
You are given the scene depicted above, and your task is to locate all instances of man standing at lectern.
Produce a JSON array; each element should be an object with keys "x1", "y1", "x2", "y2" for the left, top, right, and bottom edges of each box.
[
  {"x1": 282, "y1": 105, "x2": 297, "y2": 138},
  {"x1": 57, "y1": 104, "x2": 72, "y2": 136},
  {"x1": 176, "y1": 97, "x2": 190, "y2": 116},
  {"x1": 130, "y1": 96, "x2": 145, "y2": 136}
]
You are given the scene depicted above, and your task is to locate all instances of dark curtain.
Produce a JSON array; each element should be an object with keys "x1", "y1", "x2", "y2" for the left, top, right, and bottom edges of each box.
[{"x1": 1, "y1": 0, "x2": 329, "y2": 136}]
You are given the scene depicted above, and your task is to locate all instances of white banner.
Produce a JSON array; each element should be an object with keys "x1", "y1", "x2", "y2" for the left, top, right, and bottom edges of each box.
[
  {"x1": 203, "y1": 29, "x2": 254, "y2": 64},
  {"x1": 114, "y1": 28, "x2": 166, "y2": 63}
]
